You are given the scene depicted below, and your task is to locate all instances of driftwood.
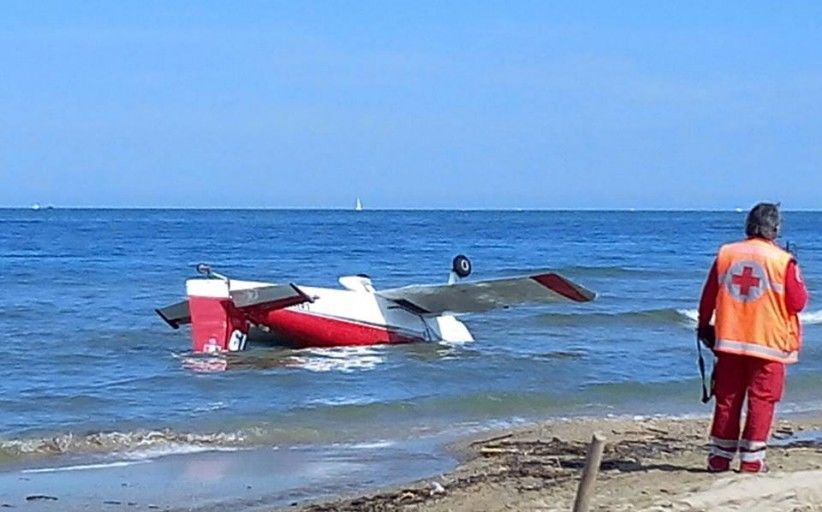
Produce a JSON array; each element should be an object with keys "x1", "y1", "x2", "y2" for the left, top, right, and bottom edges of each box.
[{"x1": 572, "y1": 433, "x2": 606, "y2": 512}]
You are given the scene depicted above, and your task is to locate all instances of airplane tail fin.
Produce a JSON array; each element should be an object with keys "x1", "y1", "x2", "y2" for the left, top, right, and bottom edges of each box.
[{"x1": 186, "y1": 279, "x2": 248, "y2": 353}]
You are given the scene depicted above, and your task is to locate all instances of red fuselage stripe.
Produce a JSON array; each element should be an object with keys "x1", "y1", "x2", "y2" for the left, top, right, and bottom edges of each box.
[{"x1": 256, "y1": 309, "x2": 425, "y2": 348}]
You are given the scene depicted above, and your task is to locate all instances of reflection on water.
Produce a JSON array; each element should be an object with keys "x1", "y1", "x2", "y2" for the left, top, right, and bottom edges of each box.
[
  {"x1": 176, "y1": 342, "x2": 476, "y2": 373},
  {"x1": 177, "y1": 346, "x2": 387, "y2": 373}
]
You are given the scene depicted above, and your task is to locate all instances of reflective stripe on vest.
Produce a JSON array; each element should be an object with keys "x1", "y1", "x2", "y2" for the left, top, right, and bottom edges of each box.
[
  {"x1": 714, "y1": 238, "x2": 801, "y2": 364},
  {"x1": 713, "y1": 338, "x2": 798, "y2": 364}
]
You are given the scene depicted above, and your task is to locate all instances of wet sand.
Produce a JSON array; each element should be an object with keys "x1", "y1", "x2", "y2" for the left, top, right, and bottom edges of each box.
[
  {"x1": 0, "y1": 438, "x2": 454, "y2": 512},
  {"x1": 288, "y1": 414, "x2": 822, "y2": 512}
]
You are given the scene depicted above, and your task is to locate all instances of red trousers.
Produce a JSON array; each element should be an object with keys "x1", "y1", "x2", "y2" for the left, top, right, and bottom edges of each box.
[{"x1": 709, "y1": 352, "x2": 785, "y2": 468}]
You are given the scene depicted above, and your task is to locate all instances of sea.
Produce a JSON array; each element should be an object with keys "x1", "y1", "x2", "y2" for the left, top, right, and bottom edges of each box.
[{"x1": 1, "y1": 209, "x2": 820, "y2": 507}]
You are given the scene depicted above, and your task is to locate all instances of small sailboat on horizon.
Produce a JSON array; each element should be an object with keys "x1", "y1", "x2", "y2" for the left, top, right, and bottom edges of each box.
[{"x1": 355, "y1": 197, "x2": 363, "y2": 211}]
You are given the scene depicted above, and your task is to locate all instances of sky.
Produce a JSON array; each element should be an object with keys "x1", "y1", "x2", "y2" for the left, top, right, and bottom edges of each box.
[{"x1": 1, "y1": 1, "x2": 821, "y2": 209}]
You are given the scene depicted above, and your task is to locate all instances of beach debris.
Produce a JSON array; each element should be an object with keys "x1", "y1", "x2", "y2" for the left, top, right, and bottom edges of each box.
[
  {"x1": 480, "y1": 446, "x2": 515, "y2": 455},
  {"x1": 429, "y1": 481, "x2": 446, "y2": 495},
  {"x1": 299, "y1": 421, "x2": 775, "y2": 512},
  {"x1": 476, "y1": 432, "x2": 513, "y2": 445},
  {"x1": 25, "y1": 495, "x2": 58, "y2": 502},
  {"x1": 773, "y1": 426, "x2": 794, "y2": 439}
]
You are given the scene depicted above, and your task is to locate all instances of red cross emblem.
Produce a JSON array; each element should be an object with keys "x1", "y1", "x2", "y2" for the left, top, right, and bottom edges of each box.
[
  {"x1": 726, "y1": 261, "x2": 766, "y2": 302},
  {"x1": 731, "y1": 266, "x2": 761, "y2": 296}
]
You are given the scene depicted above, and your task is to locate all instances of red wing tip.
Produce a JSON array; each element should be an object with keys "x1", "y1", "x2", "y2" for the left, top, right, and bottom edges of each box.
[{"x1": 531, "y1": 274, "x2": 594, "y2": 302}]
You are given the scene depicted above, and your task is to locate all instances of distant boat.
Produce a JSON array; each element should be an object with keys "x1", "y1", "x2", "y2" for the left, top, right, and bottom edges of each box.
[
  {"x1": 735, "y1": 208, "x2": 743, "y2": 213},
  {"x1": 31, "y1": 203, "x2": 41, "y2": 211},
  {"x1": 355, "y1": 197, "x2": 363, "y2": 211}
]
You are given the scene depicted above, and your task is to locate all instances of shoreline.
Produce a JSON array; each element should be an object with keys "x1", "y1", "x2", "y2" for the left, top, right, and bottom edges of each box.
[
  {"x1": 2, "y1": 411, "x2": 821, "y2": 511},
  {"x1": 283, "y1": 412, "x2": 822, "y2": 512}
]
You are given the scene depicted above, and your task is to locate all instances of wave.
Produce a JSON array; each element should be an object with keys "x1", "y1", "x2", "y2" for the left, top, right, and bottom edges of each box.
[
  {"x1": 535, "y1": 308, "x2": 697, "y2": 328},
  {"x1": 0, "y1": 422, "x2": 392, "y2": 462},
  {"x1": 539, "y1": 265, "x2": 658, "y2": 278},
  {"x1": 534, "y1": 308, "x2": 822, "y2": 329},
  {"x1": 679, "y1": 308, "x2": 822, "y2": 326},
  {"x1": 490, "y1": 265, "x2": 686, "y2": 280},
  {"x1": 22, "y1": 460, "x2": 150, "y2": 474},
  {"x1": 0, "y1": 429, "x2": 249, "y2": 461},
  {"x1": 801, "y1": 310, "x2": 822, "y2": 325},
  {"x1": 176, "y1": 346, "x2": 387, "y2": 374}
]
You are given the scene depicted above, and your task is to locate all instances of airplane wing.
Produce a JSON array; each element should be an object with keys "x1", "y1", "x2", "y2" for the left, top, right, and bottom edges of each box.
[
  {"x1": 156, "y1": 282, "x2": 311, "y2": 329},
  {"x1": 229, "y1": 283, "x2": 313, "y2": 309},
  {"x1": 378, "y1": 272, "x2": 595, "y2": 315},
  {"x1": 156, "y1": 300, "x2": 191, "y2": 329}
]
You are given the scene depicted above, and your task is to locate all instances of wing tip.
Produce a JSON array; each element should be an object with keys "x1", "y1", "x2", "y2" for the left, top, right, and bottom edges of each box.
[
  {"x1": 532, "y1": 273, "x2": 595, "y2": 302},
  {"x1": 156, "y1": 308, "x2": 182, "y2": 329}
]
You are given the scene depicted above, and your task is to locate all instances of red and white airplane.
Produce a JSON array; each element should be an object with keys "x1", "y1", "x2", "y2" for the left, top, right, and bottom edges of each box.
[{"x1": 156, "y1": 256, "x2": 596, "y2": 353}]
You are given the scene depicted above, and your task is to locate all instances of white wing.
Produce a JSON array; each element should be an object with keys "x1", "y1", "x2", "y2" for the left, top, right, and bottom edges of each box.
[{"x1": 378, "y1": 272, "x2": 595, "y2": 315}]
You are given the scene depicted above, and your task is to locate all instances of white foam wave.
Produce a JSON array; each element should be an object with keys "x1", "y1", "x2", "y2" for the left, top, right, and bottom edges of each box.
[
  {"x1": 178, "y1": 355, "x2": 228, "y2": 373},
  {"x1": 677, "y1": 308, "x2": 699, "y2": 325},
  {"x1": 290, "y1": 347, "x2": 384, "y2": 373},
  {"x1": 191, "y1": 401, "x2": 227, "y2": 413},
  {"x1": 22, "y1": 460, "x2": 150, "y2": 474},
  {"x1": 120, "y1": 443, "x2": 243, "y2": 461},
  {"x1": 0, "y1": 429, "x2": 248, "y2": 458},
  {"x1": 306, "y1": 395, "x2": 380, "y2": 407},
  {"x1": 801, "y1": 310, "x2": 822, "y2": 325},
  {"x1": 678, "y1": 308, "x2": 822, "y2": 326},
  {"x1": 340, "y1": 440, "x2": 395, "y2": 450}
]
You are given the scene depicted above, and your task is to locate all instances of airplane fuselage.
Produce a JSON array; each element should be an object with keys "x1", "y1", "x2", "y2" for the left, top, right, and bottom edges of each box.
[
  {"x1": 254, "y1": 285, "x2": 474, "y2": 349},
  {"x1": 177, "y1": 277, "x2": 474, "y2": 353}
]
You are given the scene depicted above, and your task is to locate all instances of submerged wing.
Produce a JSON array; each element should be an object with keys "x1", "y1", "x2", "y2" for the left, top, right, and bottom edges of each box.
[
  {"x1": 156, "y1": 300, "x2": 191, "y2": 329},
  {"x1": 378, "y1": 273, "x2": 595, "y2": 315}
]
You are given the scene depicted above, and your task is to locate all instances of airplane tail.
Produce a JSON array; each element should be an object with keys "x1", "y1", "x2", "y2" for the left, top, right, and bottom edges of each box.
[
  {"x1": 157, "y1": 264, "x2": 312, "y2": 353},
  {"x1": 186, "y1": 279, "x2": 248, "y2": 353}
]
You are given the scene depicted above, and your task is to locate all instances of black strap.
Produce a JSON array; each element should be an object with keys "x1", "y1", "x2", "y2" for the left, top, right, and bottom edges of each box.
[{"x1": 697, "y1": 335, "x2": 714, "y2": 404}]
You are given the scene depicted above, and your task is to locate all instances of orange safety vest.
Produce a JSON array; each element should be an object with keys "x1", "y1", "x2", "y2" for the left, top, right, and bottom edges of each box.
[{"x1": 714, "y1": 238, "x2": 801, "y2": 364}]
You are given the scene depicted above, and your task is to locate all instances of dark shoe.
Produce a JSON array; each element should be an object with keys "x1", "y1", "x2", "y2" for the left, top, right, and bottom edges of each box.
[{"x1": 708, "y1": 455, "x2": 731, "y2": 473}]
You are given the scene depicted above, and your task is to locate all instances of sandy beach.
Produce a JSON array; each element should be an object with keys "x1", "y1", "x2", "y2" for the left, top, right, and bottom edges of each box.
[{"x1": 289, "y1": 414, "x2": 822, "y2": 512}]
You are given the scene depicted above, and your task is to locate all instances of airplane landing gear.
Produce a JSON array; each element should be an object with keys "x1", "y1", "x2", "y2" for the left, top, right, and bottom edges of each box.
[{"x1": 452, "y1": 255, "x2": 472, "y2": 279}]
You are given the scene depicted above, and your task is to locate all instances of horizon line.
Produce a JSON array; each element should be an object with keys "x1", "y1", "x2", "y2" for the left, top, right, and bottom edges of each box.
[{"x1": 3, "y1": 206, "x2": 821, "y2": 213}]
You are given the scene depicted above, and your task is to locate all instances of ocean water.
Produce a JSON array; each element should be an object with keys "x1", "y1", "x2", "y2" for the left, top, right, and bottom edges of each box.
[{"x1": 1, "y1": 209, "x2": 820, "y2": 467}]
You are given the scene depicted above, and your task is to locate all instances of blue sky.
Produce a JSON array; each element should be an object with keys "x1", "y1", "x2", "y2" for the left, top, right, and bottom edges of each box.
[{"x1": 1, "y1": 1, "x2": 820, "y2": 209}]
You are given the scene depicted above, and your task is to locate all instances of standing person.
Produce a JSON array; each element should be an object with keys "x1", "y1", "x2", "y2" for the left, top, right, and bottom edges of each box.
[{"x1": 697, "y1": 203, "x2": 808, "y2": 473}]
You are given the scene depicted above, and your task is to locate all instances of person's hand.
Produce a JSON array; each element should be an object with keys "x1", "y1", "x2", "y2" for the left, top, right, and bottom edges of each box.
[{"x1": 697, "y1": 325, "x2": 716, "y2": 350}]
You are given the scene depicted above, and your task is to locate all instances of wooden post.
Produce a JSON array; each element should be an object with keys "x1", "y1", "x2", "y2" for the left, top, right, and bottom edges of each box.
[{"x1": 572, "y1": 433, "x2": 606, "y2": 512}]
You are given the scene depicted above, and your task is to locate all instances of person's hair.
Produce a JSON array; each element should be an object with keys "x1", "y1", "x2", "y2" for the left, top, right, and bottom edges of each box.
[{"x1": 745, "y1": 202, "x2": 781, "y2": 240}]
